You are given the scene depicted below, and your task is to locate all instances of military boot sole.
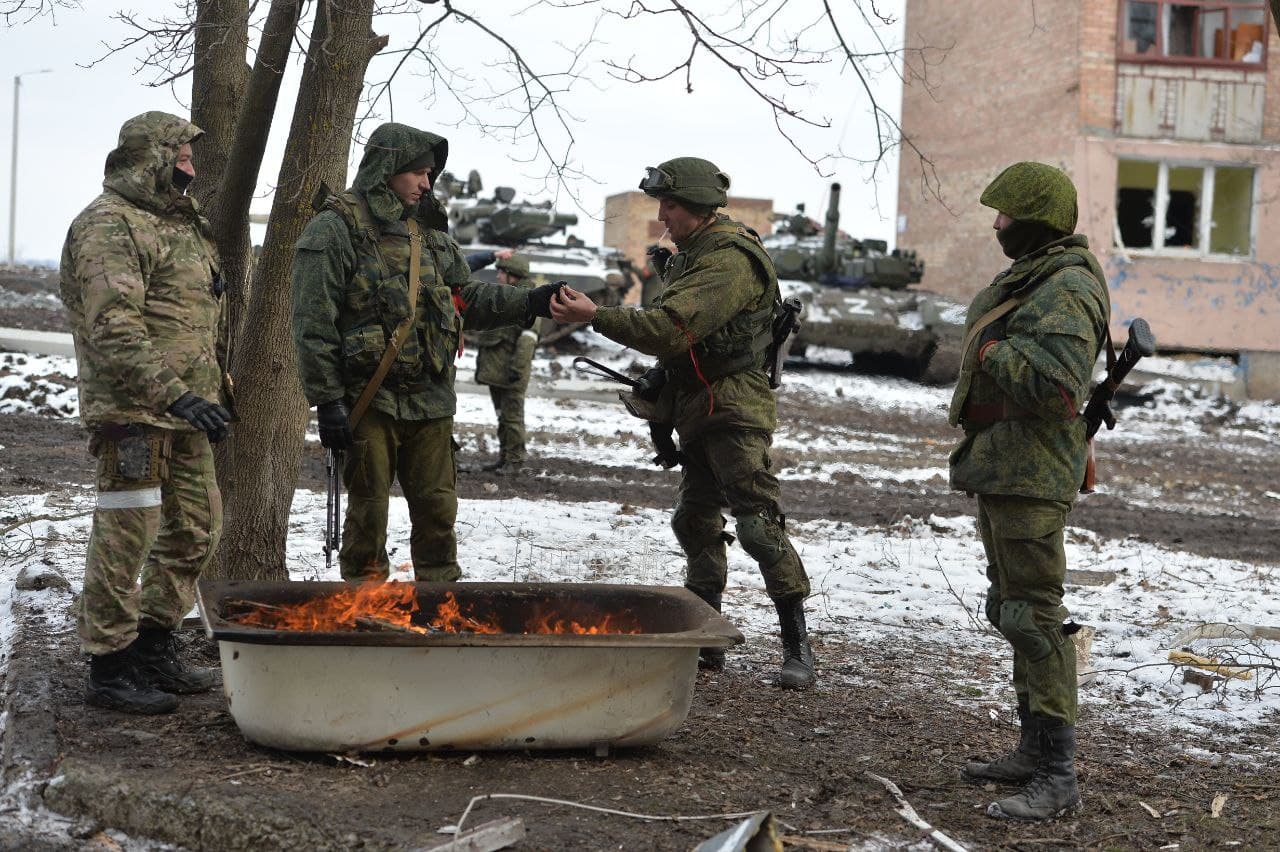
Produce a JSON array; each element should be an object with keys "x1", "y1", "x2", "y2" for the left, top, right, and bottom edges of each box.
[
  {"x1": 86, "y1": 686, "x2": 179, "y2": 715},
  {"x1": 986, "y1": 795, "x2": 1081, "y2": 821}
]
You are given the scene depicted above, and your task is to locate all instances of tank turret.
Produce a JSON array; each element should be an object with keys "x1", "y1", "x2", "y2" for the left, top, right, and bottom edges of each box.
[
  {"x1": 439, "y1": 170, "x2": 633, "y2": 346},
  {"x1": 762, "y1": 182, "x2": 959, "y2": 382}
]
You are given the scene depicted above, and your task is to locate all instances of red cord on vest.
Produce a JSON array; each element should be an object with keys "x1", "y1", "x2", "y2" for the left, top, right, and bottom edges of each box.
[
  {"x1": 452, "y1": 288, "x2": 468, "y2": 357},
  {"x1": 675, "y1": 319, "x2": 715, "y2": 415}
]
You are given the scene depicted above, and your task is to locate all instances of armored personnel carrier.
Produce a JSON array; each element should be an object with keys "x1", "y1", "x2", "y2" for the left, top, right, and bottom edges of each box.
[
  {"x1": 437, "y1": 170, "x2": 635, "y2": 345},
  {"x1": 766, "y1": 183, "x2": 964, "y2": 383}
]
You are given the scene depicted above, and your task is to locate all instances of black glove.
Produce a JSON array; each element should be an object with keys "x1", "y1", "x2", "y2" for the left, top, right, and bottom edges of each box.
[
  {"x1": 317, "y1": 400, "x2": 354, "y2": 450},
  {"x1": 977, "y1": 317, "x2": 1007, "y2": 358},
  {"x1": 648, "y1": 421, "x2": 684, "y2": 470},
  {"x1": 526, "y1": 281, "x2": 566, "y2": 321},
  {"x1": 646, "y1": 245, "x2": 673, "y2": 276},
  {"x1": 168, "y1": 391, "x2": 232, "y2": 442},
  {"x1": 507, "y1": 368, "x2": 524, "y2": 385}
]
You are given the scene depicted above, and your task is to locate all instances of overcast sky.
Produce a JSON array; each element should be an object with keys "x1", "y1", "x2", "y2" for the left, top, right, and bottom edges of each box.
[{"x1": 1, "y1": 1, "x2": 906, "y2": 264}]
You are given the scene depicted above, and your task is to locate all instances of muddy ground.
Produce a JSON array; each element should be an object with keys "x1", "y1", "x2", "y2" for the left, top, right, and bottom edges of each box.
[
  {"x1": 3, "y1": 383, "x2": 1279, "y2": 849},
  {"x1": 2, "y1": 274, "x2": 1279, "y2": 849}
]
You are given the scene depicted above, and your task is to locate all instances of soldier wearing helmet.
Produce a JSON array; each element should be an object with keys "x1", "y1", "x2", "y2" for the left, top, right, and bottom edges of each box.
[
  {"x1": 471, "y1": 253, "x2": 539, "y2": 473},
  {"x1": 949, "y1": 161, "x2": 1110, "y2": 820},
  {"x1": 552, "y1": 157, "x2": 816, "y2": 690}
]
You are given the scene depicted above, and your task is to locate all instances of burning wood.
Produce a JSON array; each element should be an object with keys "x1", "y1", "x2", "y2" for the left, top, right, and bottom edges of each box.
[{"x1": 223, "y1": 583, "x2": 644, "y2": 636}]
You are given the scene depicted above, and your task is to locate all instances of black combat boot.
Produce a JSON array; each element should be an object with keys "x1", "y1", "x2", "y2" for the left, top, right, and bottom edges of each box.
[
  {"x1": 963, "y1": 700, "x2": 1040, "y2": 784},
  {"x1": 86, "y1": 648, "x2": 179, "y2": 715},
  {"x1": 688, "y1": 587, "x2": 726, "y2": 670},
  {"x1": 133, "y1": 626, "x2": 218, "y2": 695},
  {"x1": 774, "y1": 596, "x2": 815, "y2": 689},
  {"x1": 987, "y1": 718, "x2": 1081, "y2": 820}
]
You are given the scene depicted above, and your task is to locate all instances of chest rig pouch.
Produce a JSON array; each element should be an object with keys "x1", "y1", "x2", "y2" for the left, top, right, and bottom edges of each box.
[{"x1": 325, "y1": 192, "x2": 460, "y2": 391}]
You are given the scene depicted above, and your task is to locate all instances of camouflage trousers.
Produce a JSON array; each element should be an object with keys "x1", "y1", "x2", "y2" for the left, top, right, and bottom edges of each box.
[
  {"x1": 341, "y1": 408, "x2": 460, "y2": 584},
  {"x1": 673, "y1": 429, "x2": 810, "y2": 603},
  {"x1": 488, "y1": 386, "x2": 527, "y2": 464},
  {"x1": 977, "y1": 493, "x2": 1078, "y2": 724},
  {"x1": 78, "y1": 427, "x2": 221, "y2": 656}
]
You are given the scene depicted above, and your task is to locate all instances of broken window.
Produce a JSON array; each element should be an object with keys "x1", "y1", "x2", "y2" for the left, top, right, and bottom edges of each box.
[
  {"x1": 1115, "y1": 158, "x2": 1255, "y2": 257},
  {"x1": 1119, "y1": 0, "x2": 1267, "y2": 64}
]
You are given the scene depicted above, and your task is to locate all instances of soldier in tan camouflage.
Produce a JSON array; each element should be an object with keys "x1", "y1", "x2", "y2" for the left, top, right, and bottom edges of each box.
[
  {"x1": 551, "y1": 157, "x2": 815, "y2": 690},
  {"x1": 59, "y1": 111, "x2": 232, "y2": 715},
  {"x1": 472, "y1": 254, "x2": 538, "y2": 473}
]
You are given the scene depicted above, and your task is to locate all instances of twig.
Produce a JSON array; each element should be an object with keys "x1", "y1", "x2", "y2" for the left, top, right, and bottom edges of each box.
[
  {"x1": 863, "y1": 772, "x2": 969, "y2": 852},
  {"x1": 453, "y1": 792, "x2": 766, "y2": 836},
  {"x1": 0, "y1": 510, "x2": 94, "y2": 537}
]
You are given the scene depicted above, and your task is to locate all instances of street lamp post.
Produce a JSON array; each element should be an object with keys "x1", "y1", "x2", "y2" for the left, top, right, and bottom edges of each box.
[{"x1": 7, "y1": 68, "x2": 52, "y2": 269}]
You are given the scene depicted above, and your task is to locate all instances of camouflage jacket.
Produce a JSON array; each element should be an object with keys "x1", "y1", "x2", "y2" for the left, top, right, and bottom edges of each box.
[
  {"x1": 59, "y1": 112, "x2": 224, "y2": 432},
  {"x1": 474, "y1": 278, "x2": 537, "y2": 389},
  {"x1": 948, "y1": 235, "x2": 1110, "y2": 501},
  {"x1": 291, "y1": 124, "x2": 530, "y2": 421},
  {"x1": 593, "y1": 214, "x2": 779, "y2": 442}
]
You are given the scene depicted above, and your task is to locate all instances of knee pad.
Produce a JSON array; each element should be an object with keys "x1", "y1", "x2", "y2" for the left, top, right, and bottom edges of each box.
[
  {"x1": 998, "y1": 600, "x2": 1054, "y2": 662},
  {"x1": 735, "y1": 512, "x2": 791, "y2": 567},
  {"x1": 984, "y1": 585, "x2": 1001, "y2": 630}
]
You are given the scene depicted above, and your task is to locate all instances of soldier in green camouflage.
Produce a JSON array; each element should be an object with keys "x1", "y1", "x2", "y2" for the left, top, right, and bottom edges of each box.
[
  {"x1": 291, "y1": 123, "x2": 560, "y2": 584},
  {"x1": 60, "y1": 111, "x2": 232, "y2": 715},
  {"x1": 472, "y1": 254, "x2": 538, "y2": 473},
  {"x1": 551, "y1": 157, "x2": 815, "y2": 690},
  {"x1": 949, "y1": 162, "x2": 1110, "y2": 820}
]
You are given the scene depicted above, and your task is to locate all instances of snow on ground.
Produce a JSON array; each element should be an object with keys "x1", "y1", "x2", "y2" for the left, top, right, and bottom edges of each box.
[
  {"x1": 1, "y1": 338, "x2": 1279, "y2": 748},
  {"x1": 3, "y1": 484, "x2": 1278, "y2": 745}
]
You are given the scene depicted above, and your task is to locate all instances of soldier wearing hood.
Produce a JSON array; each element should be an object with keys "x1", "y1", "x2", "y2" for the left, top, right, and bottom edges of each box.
[
  {"x1": 949, "y1": 162, "x2": 1110, "y2": 820},
  {"x1": 60, "y1": 111, "x2": 232, "y2": 715},
  {"x1": 550, "y1": 157, "x2": 816, "y2": 691},
  {"x1": 291, "y1": 123, "x2": 559, "y2": 584}
]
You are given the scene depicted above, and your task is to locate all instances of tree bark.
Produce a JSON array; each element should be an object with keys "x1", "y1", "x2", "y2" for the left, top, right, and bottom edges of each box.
[
  {"x1": 191, "y1": 0, "x2": 250, "y2": 205},
  {"x1": 203, "y1": 0, "x2": 304, "y2": 362},
  {"x1": 211, "y1": 0, "x2": 386, "y2": 580}
]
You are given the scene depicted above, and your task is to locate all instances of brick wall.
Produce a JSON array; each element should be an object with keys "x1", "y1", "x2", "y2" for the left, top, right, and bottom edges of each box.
[
  {"x1": 897, "y1": 0, "x2": 1084, "y2": 303},
  {"x1": 602, "y1": 191, "x2": 775, "y2": 266},
  {"x1": 1080, "y1": 0, "x2": 1119, "y2": 133}
]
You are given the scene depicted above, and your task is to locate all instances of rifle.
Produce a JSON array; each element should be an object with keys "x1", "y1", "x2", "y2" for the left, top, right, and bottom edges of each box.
[
  {"x1": 572, "y1": 357, "x2": 683, "y2": 469},
  {"x1": 324, "y1": 448, "x2": 343, "y2": 571},
  {"x1": 766, "y1": 297, "x2": 804, "y2": 390},
  {"x1": 1080, "y1": 318, "x2": 1156, "y2": 491}
]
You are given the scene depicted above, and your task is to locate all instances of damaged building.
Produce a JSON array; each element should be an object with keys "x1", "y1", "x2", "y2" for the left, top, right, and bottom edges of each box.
[{"x1": 897, "y1": 0, "x2": 1280, "y2": 397}]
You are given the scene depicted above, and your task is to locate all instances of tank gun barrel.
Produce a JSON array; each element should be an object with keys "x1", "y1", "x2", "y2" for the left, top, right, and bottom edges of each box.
[{"x1": 820, "y1": 182, "x2": 841, "y2": 275}]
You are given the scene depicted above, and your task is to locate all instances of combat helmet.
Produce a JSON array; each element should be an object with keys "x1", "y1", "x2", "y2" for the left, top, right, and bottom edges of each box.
[
  {"x1": 638, "y1": 157, "x2": 730, "y2": 209},
  {"x1": 979, "y1": 161, "x2": 1078, "y2": 234},
  {"x1": 495, "y1": 254, "x2": 530, "y2": 279}
]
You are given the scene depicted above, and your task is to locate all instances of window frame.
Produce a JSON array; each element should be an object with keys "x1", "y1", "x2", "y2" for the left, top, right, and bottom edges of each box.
[
  {"x1": 1114, "y1": 157, "x2": 1258, "y2": 260},
  {"x1": 1117, "y1": 0, "x2": 1270, "y2": 69}
]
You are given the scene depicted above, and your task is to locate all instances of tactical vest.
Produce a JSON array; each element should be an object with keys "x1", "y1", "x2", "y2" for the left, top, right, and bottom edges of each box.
[
  {"x1": 659, "y1": 218, "x2": 780, "y2": 382},
  {"x1": 322, "y1": 191, "x2": 462, "y2": 390},
  {"x1": 950, "y1": 242, "x2": 1106, "y2": 427}
]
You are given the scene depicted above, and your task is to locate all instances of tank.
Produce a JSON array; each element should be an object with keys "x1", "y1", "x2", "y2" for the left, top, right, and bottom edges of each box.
[
  {"x1": 438, "y1": 171, "x2": 635, "y2": 345},
  {"x1": 764, "y1": 183, "x2": 964, "y2": 383}
]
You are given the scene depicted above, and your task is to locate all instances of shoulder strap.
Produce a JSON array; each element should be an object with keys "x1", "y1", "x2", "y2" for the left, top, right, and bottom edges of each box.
[
  {"x1": 960, "y1": 298, "x2": 1020, "y2": 362},
  {"x1": 349, "y1": 219, "x2": 423, "y2": 428}
]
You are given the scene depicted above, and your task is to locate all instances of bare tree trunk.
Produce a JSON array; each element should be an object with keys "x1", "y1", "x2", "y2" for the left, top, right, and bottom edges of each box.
[
  {"x1": 203, "y1": 0, "x2": 304, "y2": 358},
  {"x1": 211, "y1": 0, "x2": 387, "y2": 580},
  {"x1": 191, "y1": 0, "x2": 250, "y2": 204}
]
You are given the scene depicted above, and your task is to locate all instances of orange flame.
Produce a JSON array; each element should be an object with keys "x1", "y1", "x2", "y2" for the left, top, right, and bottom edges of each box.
[{"x1": 228, "y1": 584, "x2": 643, "y2": 635}]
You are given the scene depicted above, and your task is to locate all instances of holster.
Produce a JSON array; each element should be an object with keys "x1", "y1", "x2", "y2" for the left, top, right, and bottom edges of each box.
[{"x1": 89, "y1": 424, "x2": 172, "y2": 482}]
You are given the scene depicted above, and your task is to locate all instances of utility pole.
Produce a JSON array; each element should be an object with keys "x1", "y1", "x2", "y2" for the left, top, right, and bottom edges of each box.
[{"x1": 8, "y1": 69, "x2": 52, "y2": 269}]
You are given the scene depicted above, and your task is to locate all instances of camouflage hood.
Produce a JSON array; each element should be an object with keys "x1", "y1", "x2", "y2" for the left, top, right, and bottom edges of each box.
[
  {"x1": 102, "y1": 111, "x2": 203, "y2": 217},
  {"x1": 353, "y1": 123, "x2": 449, "y2": 226}
]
